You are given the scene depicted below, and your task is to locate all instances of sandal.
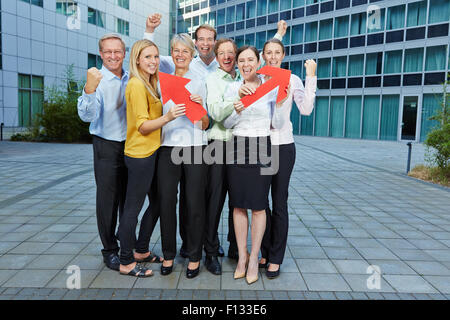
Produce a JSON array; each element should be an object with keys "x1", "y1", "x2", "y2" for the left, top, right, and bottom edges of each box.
[
  {"x1": 135, "y1": 252, "x2": 163, "y2": 263},
  {"x1": 120, "y1": 264, "x2": 153, "y2": 278}
]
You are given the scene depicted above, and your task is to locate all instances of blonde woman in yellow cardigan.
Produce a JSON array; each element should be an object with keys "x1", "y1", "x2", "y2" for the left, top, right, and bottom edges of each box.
[{"x1": 117, "y1": 39, "x2": 185, "y2": 277}]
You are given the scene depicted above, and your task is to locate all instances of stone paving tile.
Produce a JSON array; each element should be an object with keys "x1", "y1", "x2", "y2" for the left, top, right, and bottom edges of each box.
[
  {"x1": 289, "y1": 246, "x2": 328, "y2": 259},
  {"x1": 422, "y1": 276, "x2": 450, "y2": 294},
  {"x1": 224, "y1": 290, "x2": 241, "y2": 300},
  {"x1": 367, "y1": 260, "x2": 418, "y2": 275},
  {"x1": 209, "y1": 290, "x2": 226, "y2": 300},
  {"x1": 178, "y1": 269, "x2": 221, "y2": 290},
  {"x1": 356, "y1": 247, "x2": 399, "y2": 260},
  {"x1": 366, "y1": 292, "x2": 385, "y2": 300},
  {"x1": 256, "y1": 291, "x2": 273, "y2": 300},
  {"x1": 396, "y1": 293, "x2": 416, "y2": 300},
  {"x1": 331, "y1": 259, "x2": 370, "y2": 274},
  {"x1": 428, "y1": 293, "x2": 447, "y2": 300},
  {"x1": 3, "y1": 270, "x2": 59, "y2": 288},
  {"x1": 296, "y1": 259, "x2": 339, "y2": 274},
  {"x1": 302, "y1": 274, "x2": 352, "y2": 292},
  {"x1": 318, "y1": 291, "x2": 336, "y2": 300},
  {"x1": 90, "y1": 270, "x2": 136, "y2": 289},
  {"x1": 350, "y1": 292, "x2": 369, "y2": 300},
  {"x1": 302, "y1": 292, "x2": 320, "y2": 300},
  {"x1": 25, "y1": 254, "x2": 74, "y2": 270},
  {"x1": 133, "y1": 271, "x2": 181, "y2": 289},
  {"x1": 260, "y1": 271, "x2": 307, "y2": 291},
  {"x1": 341, "y1": 274, "x2": 396, "y2": 293},
  {"x1": 0, "y1": 254, "x2": 39, "y2": 270},
  {"x1": 322, "y1": 247, "x2": 364, "y2": 260},
  {"x1": 334, "y1": 292, "x2": 352, "y2": 300},
  {"x1": 406, "y1": 261, "x2": 450, "y2": 276},
  {"x1": 383, "y1": 275, "x2": 438, "y2": 294},
  {"x1": 46, "y1": 269, "x2": 99, "y2": 289},
  {"x1": 390, "y1": 249, "x2": 437, "y2": 261}
]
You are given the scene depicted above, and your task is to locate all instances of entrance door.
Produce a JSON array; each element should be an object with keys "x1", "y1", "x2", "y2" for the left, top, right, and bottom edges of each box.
[{"x1": 401, "y1": 96, "x2": 419, "y2": 141}]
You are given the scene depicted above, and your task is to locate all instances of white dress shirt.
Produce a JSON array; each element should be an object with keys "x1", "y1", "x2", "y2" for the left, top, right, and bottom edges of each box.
[
  {"x1": 160, "y1": 69, "x2": 208, "y2": 147},
  {"x1": 223, "y1": 76, "x2": 286, "y2": 137},
  {"x1": 270, "y1": 75, "x2": 317, "y2": 145}
]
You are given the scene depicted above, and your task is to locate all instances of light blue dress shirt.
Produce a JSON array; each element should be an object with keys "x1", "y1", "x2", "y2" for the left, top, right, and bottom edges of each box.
[{"x1": 77, "y1": 66, "x2": 129, "y2": 142}]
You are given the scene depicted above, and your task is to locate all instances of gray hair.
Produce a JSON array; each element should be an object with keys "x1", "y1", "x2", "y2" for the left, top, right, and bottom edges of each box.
[
  {"x1": 98, "y1": 33, "x2": 126, "y2": 52},
  {"x1": 170, "y1": 33, "x2": 196, "y2": 57}
]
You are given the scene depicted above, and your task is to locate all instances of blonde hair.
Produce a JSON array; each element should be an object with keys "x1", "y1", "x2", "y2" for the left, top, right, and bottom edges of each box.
[
  {"x1": 129, "y1": 39, "x2": 160, "y2": 100},
  {"x1": 98, "y1": 33, "x2": 126, "y2": 52},
  {"x1": 170, "y1": 33, "x2": 196, "y2": 57}
]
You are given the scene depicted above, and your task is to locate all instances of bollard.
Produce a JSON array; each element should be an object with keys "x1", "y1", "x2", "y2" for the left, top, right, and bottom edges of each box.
[
  {"x1": 406, "y1": 142, "x2": 412, "y2": 174},
  {"x1": 0, "y1": 123, "x2": 3, "y2": 141}
]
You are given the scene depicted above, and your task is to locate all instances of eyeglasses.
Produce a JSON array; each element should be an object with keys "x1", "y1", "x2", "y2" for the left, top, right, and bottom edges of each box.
[{"x1": 101, "y1": 50, "x2": 124, "y2": 56}]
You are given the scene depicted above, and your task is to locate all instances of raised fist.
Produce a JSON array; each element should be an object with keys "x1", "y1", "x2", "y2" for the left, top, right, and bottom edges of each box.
[
  {"x1": 146, "y1": 13, "x2": 162, "y2": 33},
  {"x1": 304, "y1": 59, "x2": 317, "y2": 77},
  {"x1": 277, "y1": 20, "x2": 288, "y2": 37},
  {"x1": 84, "y1": 67, "x2": 103, "y2": 94}
]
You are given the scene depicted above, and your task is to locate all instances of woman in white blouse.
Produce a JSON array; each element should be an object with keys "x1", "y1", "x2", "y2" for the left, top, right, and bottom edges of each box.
[
  {"x1": 259, "y1": 39, "x2": 317, "y2": 279},
  {"x1": 223, "y1": 45, "x2": 287, "y2": 285},
  {"x1": 156, "y1": 33, "x2": 209, "y2": 279}
]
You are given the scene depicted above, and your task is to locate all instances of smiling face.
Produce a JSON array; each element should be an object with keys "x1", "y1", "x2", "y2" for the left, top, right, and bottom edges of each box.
[
  {"x1": 263, "y1": 42, "x2": 285, "y2": 68},
  {"x1": 99, "y1": 38, "x2": 125, "y2": 74},
  {"x1": 237, "y1": 48, "x2": 260, "y2": 82},
  {"x1": 216, "y1": 41, "x2": 236, "y2": 74},
  {"x1": 171, "y1": 42, "x2": 194, "y2": 70},
  {"x1": 137, "y1": 45, "x2": 159, "y2": 78},
  {"x1": 195, "y1": 28, "x2": 216, "y2": 59}
]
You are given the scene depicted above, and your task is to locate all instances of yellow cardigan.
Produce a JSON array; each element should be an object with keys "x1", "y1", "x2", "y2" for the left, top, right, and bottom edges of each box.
[{"x1": 124, "y1": 77, "x2": 162, "y2": 158}]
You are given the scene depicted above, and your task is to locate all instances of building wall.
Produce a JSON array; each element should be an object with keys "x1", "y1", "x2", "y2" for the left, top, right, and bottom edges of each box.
[
  {"x1": 0, "y1": 0, "x2": 170, "y2": 128},
  {"x1": 177, "y1": 0, "x2": 450, "y2": 142}
]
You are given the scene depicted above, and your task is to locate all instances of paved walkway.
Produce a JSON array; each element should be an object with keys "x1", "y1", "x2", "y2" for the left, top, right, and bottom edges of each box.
[{"x1": 0, "y1": 137, "x2": 449, "y2": 300}]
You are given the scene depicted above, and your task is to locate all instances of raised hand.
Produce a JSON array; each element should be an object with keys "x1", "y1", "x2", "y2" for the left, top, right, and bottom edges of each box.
[
  {"x1": 277, "y1": 20, "x2": 288, "y2": 37},
  {"x1": 304, "y1": 59, "x2": 317, "y2": 77},
  {"x1": 146, "y1": 13, "x2": 162, "y2": 33},
  {"x1": 84, "y1": 67, "x2": 103, "y2": 94}
]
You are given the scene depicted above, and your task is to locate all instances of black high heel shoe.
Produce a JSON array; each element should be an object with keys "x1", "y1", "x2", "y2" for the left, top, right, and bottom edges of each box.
[
  {"x1": 161, "y1": 263, "x2": 173, "y2": 276},
  {"x1": 186, "y1": 264, "x2": 200, "y2": 279},
  {"x1": 266, "y1": 264, "x2": 280, "y2": 279}
]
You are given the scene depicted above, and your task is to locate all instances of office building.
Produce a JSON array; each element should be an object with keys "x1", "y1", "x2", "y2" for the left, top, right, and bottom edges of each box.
[{"x1": 177, "y1": 0, "x2": 449, "y2": 142}]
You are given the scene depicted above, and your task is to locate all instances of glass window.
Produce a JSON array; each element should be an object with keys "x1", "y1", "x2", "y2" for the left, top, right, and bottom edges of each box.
[
  {"x1": 319, "y1": 19, "x2": 333, "y2": 40},
  {"x1": 200, "y1": 14, "x2": 208, "y2": 25},
  {"x1": 226, "y1": 6, "x2": 235, "y2": 23},
  {"x1": 235, "y1": 35, "x2": 245, "y2": 47},
  {"x1": 116, "y1": 0, "x2": 129, "y2": 10},
  {"x1": 281, "y1": 0, "x2": 292, "y2": 10},
  {"x1": 18, "y1": 74, "x2": 44, "y2": 127},
  {"x1": 314, "y1": 97, "x2": 329, "y2": 137},
  {"x1": 330, "y1": 97, "x2": 345, "y2": 137},
  {"x1": 318, "y1": 58, "x2": 331, "y2": 78},
  {"x1": 256, "y1": 31, "x2": 267, "y2": 49},
  {"x1": 362, "y1": 95, "x2": 380, "y2": 140},
  {"x1": 365, "y1": 52, "x2": 382, "y2": 75},
  {"x1": 269, "y1": 0, "x2": 278, "y2": 11},
  {"x1": 421, "y1": 94, "x2": 441, "y2": 141},
  {"x1": 428, "y1": 0, "x2": 450, "y2": 24},
  {"x1": 387, "y1": 5, "x2": 405, "y2": 30},
  {"x1": 334, "y1": 16, "x2": 349, "y2": 38},
  {"x1": 306, "y1": 0, "x2": 319, "y2": 4},
  {"x1": 367, "y1": 8, "x2": 385, "y2": 33},
  {"x1": 345, "y1": 96, "x2": 362, "y2": 138},
  {"x1": 348, "y1": 54, "x2": 364, "y2": 76},
  {"x1": 209, "y1": 11, "x2": 216, "y2": 27},
  {"x1": 56, "y1": 1, "x2": 78, "y2": 16},
  {"x1": 351, "y1": 12, "x2": 366, "y2": 35},
  {"x1": 290, "y1": 60, "x2": 303, "y2": 78},
  {"x1": 193, "y1": 15, "x2": 199, "y2": 27},
  {"x1": 380, "y1": 95, "x2": 400, "y2": 141},
  {"x1": 425, "y1": 45, "x2": 447, "y2": 71},
  {"x1": 236, "y1": 3, "x2": 245, "y2": 22},
  {"x1": 116, "y1": 18, "x2": 129, "y2": 36},
  {"x1": 257, "y1": 0, "x2": 267, "y2": 16},
  {"x1": 20, "y1": 0, "x2": 43, "y2": 7},
  {"x1": 407, "y1": 1, "x2": 427, "y2": 27},
  {"x1": 245, "y1": 33, "x2": 255, "y2": 46},
  {"x1": 246, "y1": 1, "x2": 256, "y2": 18},
  {"x1": 404, "y1": 48, "x2": 424, "y2": 73},
  {"x1": 217, "y1": 9, "x2": 225, "y2": 25},
  {"x1": 384, "y1": 50, "x2": 402, "y2": 74},
  {"x1": 305, "y1": 22, "x2": 318, "y2": 42},
  {"x1": 332, "y1": 56, "x2": 347, "y2": 77},
  {"x1": 291, "y1": 24, "x2": 304, "y2": 44},
  {"x1": 293, "y1": 0, "x2": 305, "y2": 8}
]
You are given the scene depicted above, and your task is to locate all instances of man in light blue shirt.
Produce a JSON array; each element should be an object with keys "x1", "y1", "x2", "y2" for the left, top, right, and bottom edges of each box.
[{"x1": 77, "y1": 33, "x2": 129, "y2": 272}]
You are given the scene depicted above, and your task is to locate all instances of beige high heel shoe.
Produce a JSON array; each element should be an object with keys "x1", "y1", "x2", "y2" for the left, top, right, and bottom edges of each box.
[
  {"x1": 246, "y1": 258, "x2": 259, "y2": 285},
  {"x1": 234, "y1": 252, "x2": 250, "y2": 279}
]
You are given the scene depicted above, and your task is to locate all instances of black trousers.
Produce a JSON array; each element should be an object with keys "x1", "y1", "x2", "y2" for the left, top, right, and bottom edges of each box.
[
  {"x1": 157, "y1": 146, "x2": 207, "y2": 262},
  {"x1": 117, "y1": 152, "x2": 158, "y2": 265},
  {"x1": 92, "y1": 135, "x2": 127, "y2": 258},
  {"x1": 261, "y1": 143, "x2": 296, "y2": 265},
  {"x1": 179, "y1": 140, "x2": 238, "y2": 256}
]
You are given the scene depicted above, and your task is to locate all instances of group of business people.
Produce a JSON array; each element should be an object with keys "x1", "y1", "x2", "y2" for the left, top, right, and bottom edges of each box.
[{"x1": 77, "y1": 14, "x2": 317, "y2": 285}]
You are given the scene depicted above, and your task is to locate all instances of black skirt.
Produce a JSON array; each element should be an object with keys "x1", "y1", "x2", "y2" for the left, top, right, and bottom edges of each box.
[{"x1": 226, "y1": 135, "x2": 274, "y2": 211}]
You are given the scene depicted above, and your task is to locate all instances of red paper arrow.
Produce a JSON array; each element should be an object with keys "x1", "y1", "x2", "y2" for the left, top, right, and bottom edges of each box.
[
  {"x1": 159, "y1": 72, "x2": 207, "y2": 124},
  {"x1": 240, "y1": 66, "x2": 291, "y2": 108}
]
